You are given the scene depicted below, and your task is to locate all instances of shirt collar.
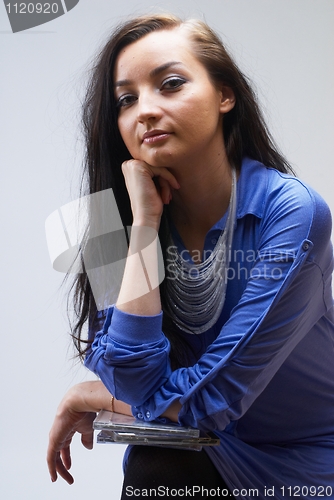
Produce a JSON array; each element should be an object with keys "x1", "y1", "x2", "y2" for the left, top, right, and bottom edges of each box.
[
  {"x1": 209, "y1": 157, "x2": 269, "y2": 232},
  {"x1": 236, "y1": 157, "x2": 269, "y2": 219}
]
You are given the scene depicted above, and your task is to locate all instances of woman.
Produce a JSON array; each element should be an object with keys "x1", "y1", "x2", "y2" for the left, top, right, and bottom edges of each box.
[{"x1": 47, "y1": 14, "x2": 334, "y2": 499}]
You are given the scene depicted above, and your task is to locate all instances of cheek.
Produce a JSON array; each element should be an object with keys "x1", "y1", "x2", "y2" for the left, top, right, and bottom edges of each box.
[
  {"x1": 176, "y1": 100, "x2": 218, "y2": 139},
  {"x1": 176, "y1": 91, "x2": 218, "y2": 124}
]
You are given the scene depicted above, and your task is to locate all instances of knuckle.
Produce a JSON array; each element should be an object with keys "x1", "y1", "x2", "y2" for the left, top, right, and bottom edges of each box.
[
  {"x1": 122, "y1": 159, "x2": 151, "y2": 177},
  {"x1": 122, "y1": 159, "x2": 140, "y2": 171}
]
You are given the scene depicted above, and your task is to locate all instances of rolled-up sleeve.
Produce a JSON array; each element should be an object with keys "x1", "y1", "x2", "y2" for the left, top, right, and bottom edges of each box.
[{"x1": 84, "y1": 306, "x2": 172, "y2": 405}]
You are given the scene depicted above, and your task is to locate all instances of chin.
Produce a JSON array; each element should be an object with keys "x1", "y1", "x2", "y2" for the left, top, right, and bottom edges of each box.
[
  {"x1": 146, "y1": 150, "x2": 176, "y2": 168},
  {"x1": 131, "y1": 147, "x2": 177, "y2": 168}
]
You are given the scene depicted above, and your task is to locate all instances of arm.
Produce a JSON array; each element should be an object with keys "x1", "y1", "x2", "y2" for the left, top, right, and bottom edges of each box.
[
  {"x1": 141, "y1": 247, "x2": 328, "y2": 429},
  {"x1": 85, "y1": 159, "x2": 180, "y2": 406},
  {"x1": 47, "y1": 380, "x2": 131, "y2": 484},
  {"x1": 48, "y1": 162, "x2": 181, "y2": 484},
  {"x1": 116, "y1": 159, "x2": 179, "y2": 315},
  {"x1": 134, "y1": 179, "x2": 334, "y2": 429},
  {"x1": 85, "y1": 175, "x2": 333, "y2": 429}
]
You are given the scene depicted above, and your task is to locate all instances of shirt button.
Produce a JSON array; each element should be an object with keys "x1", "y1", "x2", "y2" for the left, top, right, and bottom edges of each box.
[
  {"x1": 137, "y1": 413, "x2": 143, "y2": 419},
  {"x1": 303, "y1": 242, "x2": 309, "y2": 251},
  {"x1": 145, "y1": 411, "x2": 151, "y2": 419},
  {"x1": 211, "y1": 238, "x2": 217, "y2": 245}
]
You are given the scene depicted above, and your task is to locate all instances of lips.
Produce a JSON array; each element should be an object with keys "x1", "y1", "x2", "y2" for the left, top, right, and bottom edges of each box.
[{"x1": 142, "y1": 130, "x2": 171, "y2": 144}]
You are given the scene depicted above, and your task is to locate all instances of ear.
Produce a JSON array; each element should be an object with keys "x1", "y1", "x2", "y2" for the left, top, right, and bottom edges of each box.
[{"x1": 219, "y1": 86, "x2": 236, "y2": 114}]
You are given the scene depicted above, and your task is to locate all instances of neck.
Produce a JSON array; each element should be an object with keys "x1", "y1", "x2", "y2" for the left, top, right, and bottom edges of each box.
[{"x1": 169, "y1": 152, "x2": 234, "y2": 236}]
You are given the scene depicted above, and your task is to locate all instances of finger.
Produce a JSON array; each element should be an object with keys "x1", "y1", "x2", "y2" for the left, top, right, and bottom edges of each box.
[
  {"x1": 158, "y1": 177, "x2": 173, "y2": 204},
  {"x1": 46, "y1": 448, "x2": 58, "y2": 483},
  {"x1": 47, "y1": 428, "x2": 73, "y2": 482},
  {"x1": 47, "y1": 447, "x2": 74, "y2": 485},
  {"x1": 81, "y1": 430, "x2": 94, "y2": 450},
  {"x1": 60, "y1": 445, "x2": 72, "y2": 471},
  {"x1": 152, "y1": 167, "x2": 180, "y2": 191},
  {"x1": 55, "y1": 454, "x2": 74, "y2": 485},
  {"x1": 122, "y1": 160, "x2": 180, "y2": 190}
]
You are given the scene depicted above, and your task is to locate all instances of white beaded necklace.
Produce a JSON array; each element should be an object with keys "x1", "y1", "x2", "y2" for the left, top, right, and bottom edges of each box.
[{"x1": 165, "y1": 168, "x2": 237, "y2": 334}]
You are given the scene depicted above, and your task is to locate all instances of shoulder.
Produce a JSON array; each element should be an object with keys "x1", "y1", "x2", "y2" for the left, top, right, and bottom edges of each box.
[
  {"x1": 238, "y1": 159, "x2": 332, "y2": 259},
  {"x1": 265, "y1": 168, "x2": 332, "y2": 243},
  {"x1": 239, "y1": 158, "x2": 332, "y2": 239}
]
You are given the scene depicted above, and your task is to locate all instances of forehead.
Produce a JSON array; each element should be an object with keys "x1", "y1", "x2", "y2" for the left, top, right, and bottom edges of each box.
[{"x1": 114, "y1": 28, "x2": 198, "y2": 80}]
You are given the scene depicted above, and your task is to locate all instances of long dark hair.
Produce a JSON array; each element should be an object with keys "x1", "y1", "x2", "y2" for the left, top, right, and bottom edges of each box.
[{"x1": 70, "y1": 13, "x2": 294, "y2": 365}]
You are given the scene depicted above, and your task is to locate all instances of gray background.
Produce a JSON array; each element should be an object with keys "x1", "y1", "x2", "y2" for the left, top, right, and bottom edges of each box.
[{"x1": 0, "y1": 0, "x2": 333, "y2": 498}]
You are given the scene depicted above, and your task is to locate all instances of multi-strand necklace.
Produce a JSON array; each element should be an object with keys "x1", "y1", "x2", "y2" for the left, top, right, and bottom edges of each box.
[{"x1": 165, "y1": 168, "x2": 237, "y2": 334}]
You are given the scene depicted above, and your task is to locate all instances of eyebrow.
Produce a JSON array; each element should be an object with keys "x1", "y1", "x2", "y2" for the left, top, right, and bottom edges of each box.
[{"x1": 114, "y1": 61, "x2": 184, "y2": 88}]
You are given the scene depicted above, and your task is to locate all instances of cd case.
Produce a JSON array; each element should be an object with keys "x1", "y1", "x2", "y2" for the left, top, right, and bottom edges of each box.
[{"x1": 93, "y1": 410, "x2": 220, "y2": 451}]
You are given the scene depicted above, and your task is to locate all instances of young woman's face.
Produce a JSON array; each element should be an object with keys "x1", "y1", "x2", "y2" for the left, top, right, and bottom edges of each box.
[{"x1": 114, "y1": 28, "x2": 234, "y2": 169}]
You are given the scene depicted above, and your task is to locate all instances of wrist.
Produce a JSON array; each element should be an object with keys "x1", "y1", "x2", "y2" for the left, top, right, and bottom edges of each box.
[
  {"x1": 127, "y1": 223, "x2": 160, "y2": 258},
  {"x1": 58, "y1": 381, "x2": 102, "y2": 415},
  {"x1": 132, "y1": 217, "x2": 161, "y2": 232},
  {"x1": 58, "y1": 384, "x2": 88, "y2": 415}
]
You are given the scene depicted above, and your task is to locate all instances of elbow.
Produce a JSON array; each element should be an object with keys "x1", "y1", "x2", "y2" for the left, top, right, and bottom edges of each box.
[{"x1": 114, "y1": 374, "x2": 171, "y2": 407}]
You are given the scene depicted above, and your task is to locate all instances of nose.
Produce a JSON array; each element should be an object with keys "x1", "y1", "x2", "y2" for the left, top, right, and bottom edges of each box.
[{"x1": 136, "y1": 90, "x2": 162, "y2": 123}]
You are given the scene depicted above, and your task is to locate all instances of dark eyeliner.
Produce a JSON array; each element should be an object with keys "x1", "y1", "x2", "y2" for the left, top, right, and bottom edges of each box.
[
  {"x1": 116, "y1": 94, "x2": 137, "y2": 108},
  {"x1": 162, "y1": 76, "x2": 187, "y2": 90}
]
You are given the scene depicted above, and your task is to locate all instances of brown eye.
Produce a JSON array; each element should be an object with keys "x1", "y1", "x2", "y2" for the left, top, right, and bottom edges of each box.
[
  {"x1": 162, "y1": 77, "x2": 187, "y2": 90},
  {"x1": 117, "y1": 94, "x2": 137, "y2": 108}
]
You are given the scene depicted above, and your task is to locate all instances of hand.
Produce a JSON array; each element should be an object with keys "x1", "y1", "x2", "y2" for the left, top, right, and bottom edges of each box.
[
  {"x1": 47, "y1": 389, "x2": 96, "y2": 484},
  {"x1": 47, "y1": 381, "x2": 132, "y2": 484},
  {"x1": 121, "y1": 159, "x2": 180, "y2": 228}
]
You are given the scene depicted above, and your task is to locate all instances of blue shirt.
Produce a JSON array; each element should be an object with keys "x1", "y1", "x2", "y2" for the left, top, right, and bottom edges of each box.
[{"x1": 85, "y1": 157, "x2": 334, "y2": 497}]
